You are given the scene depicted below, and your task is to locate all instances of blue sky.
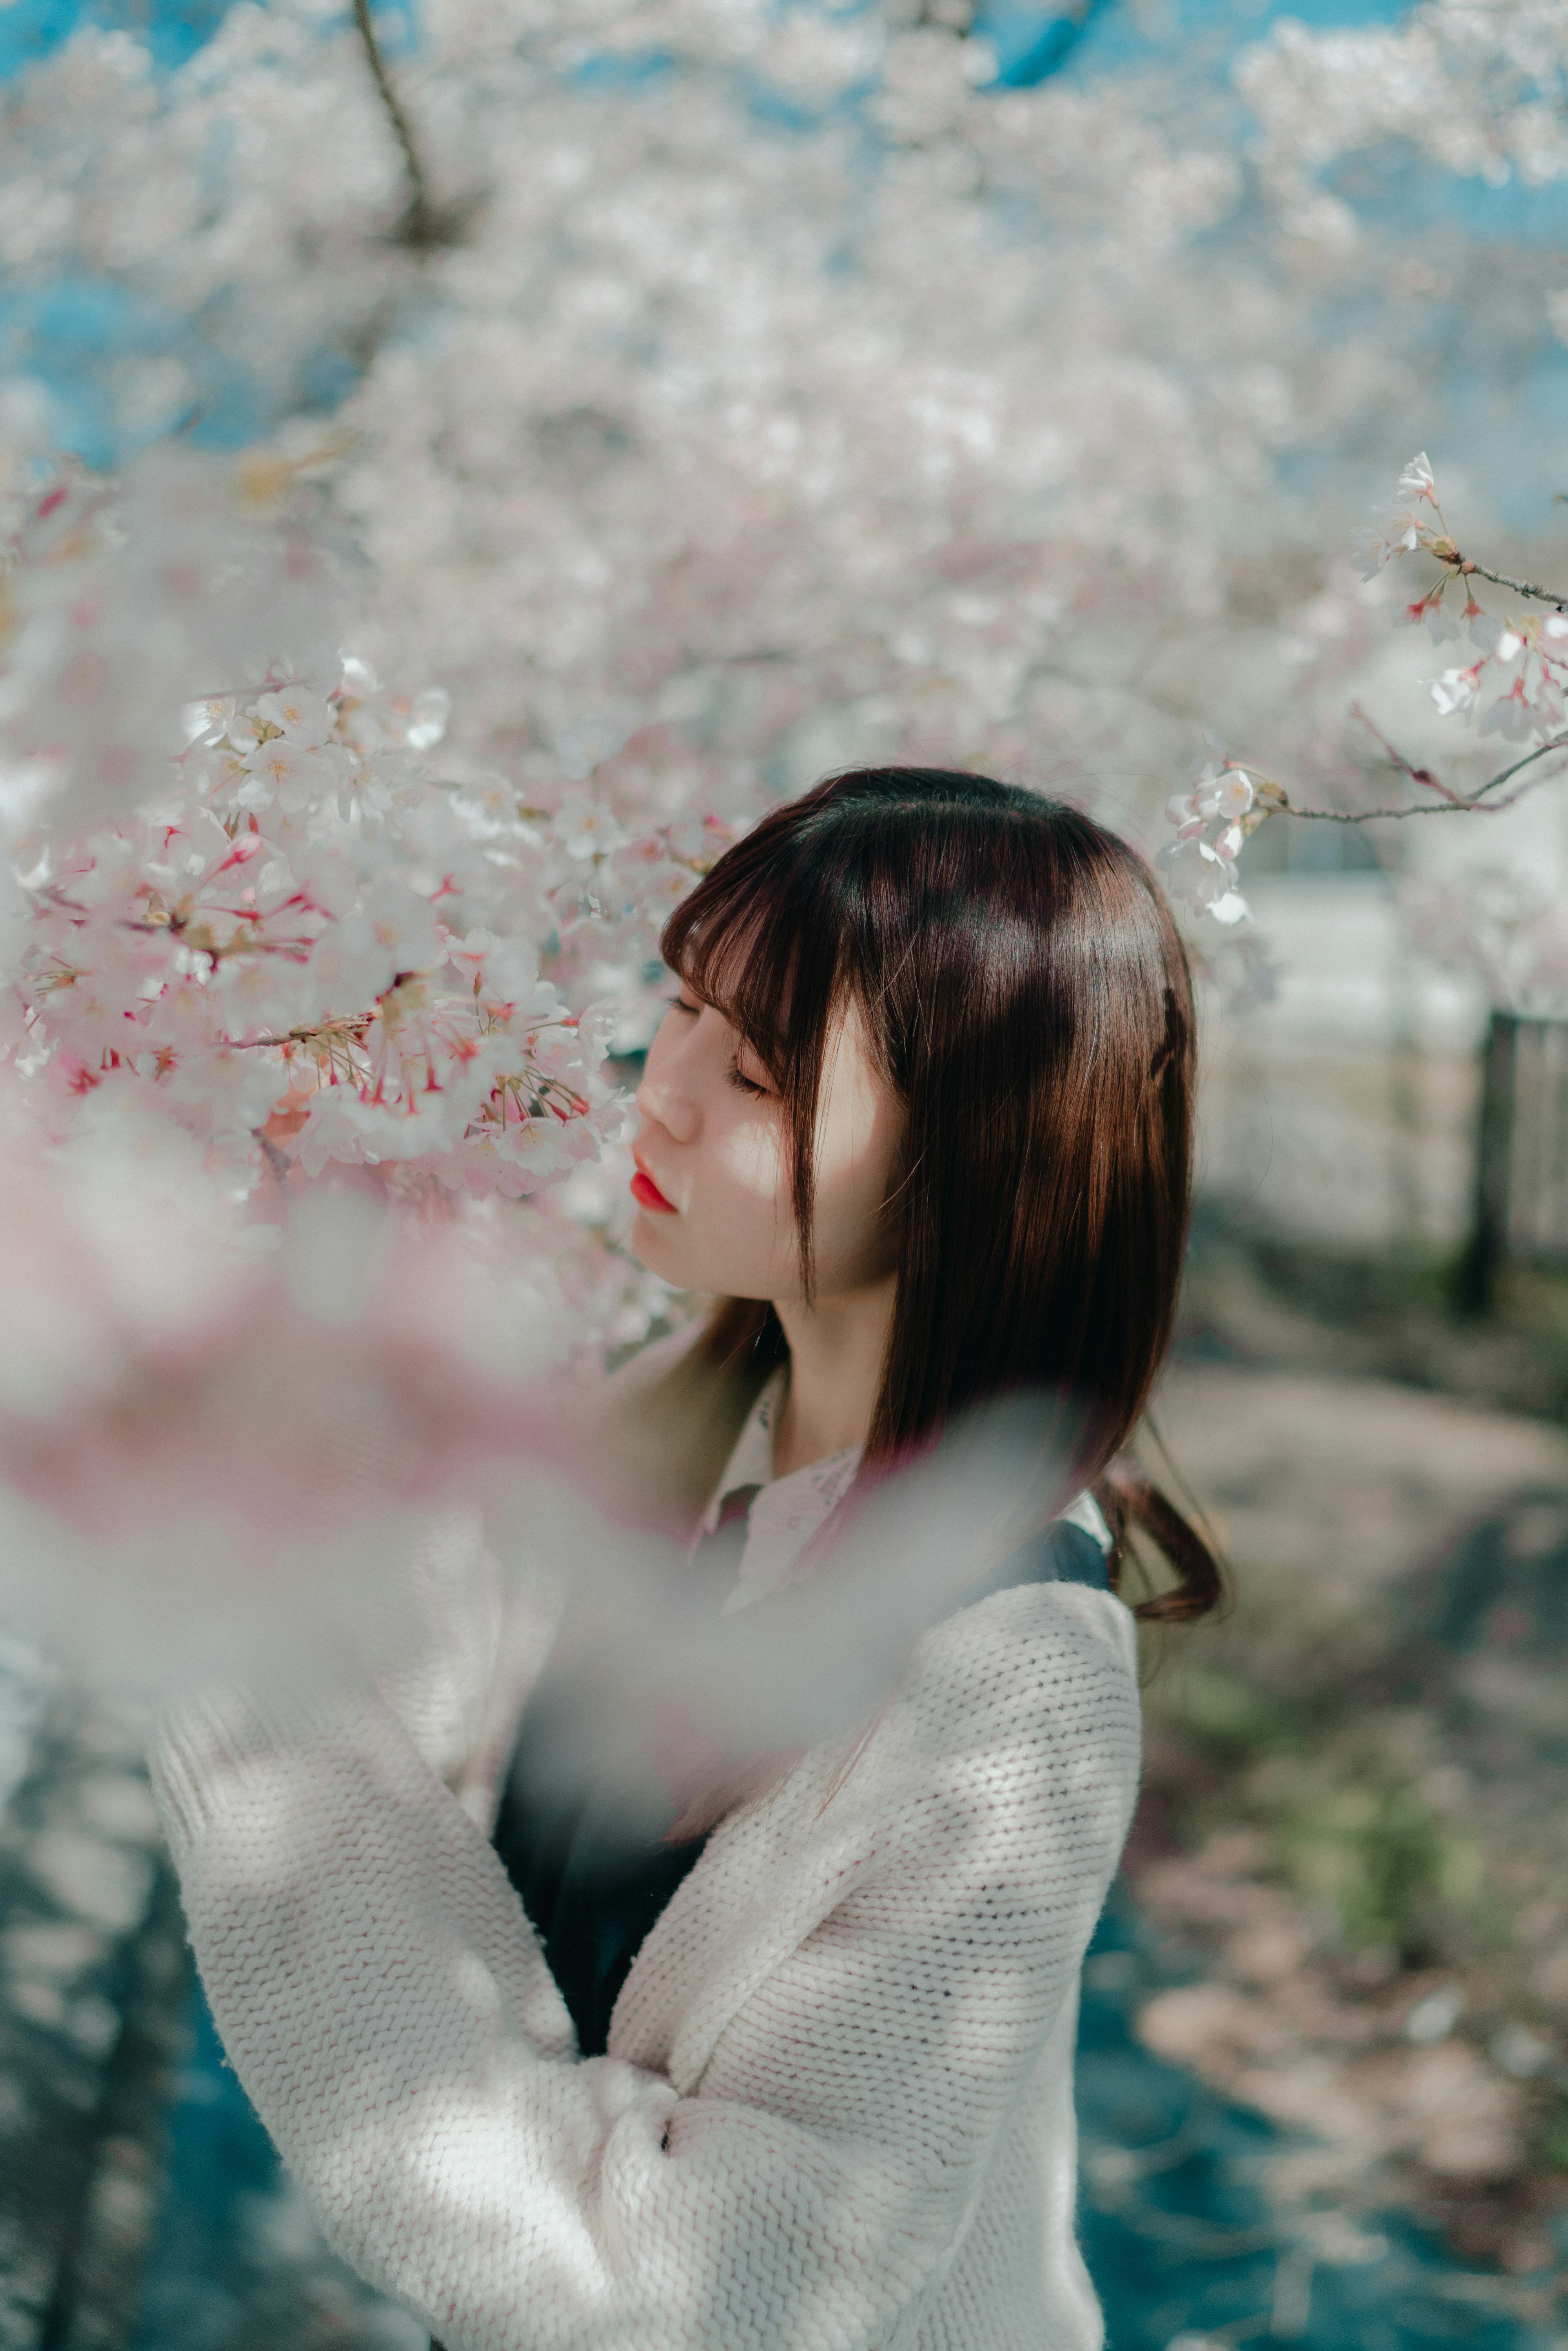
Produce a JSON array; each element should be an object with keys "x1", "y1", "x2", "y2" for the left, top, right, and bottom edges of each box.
[{"x1": 0, "y1": 0, "x2": 1423, "y2": 92}]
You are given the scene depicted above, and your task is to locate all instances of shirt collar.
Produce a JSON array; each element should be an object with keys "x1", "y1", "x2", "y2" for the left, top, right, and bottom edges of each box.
[
  {"x1": 697, "y1": 1369, "x2": 784, "y2": 1530},
  {"x1": 697, "y1": 1369, "x2": 863, "y2": 1613},
  {"x1": 694, "y1": 1366, "x2": 1113, "y2": 1614}
]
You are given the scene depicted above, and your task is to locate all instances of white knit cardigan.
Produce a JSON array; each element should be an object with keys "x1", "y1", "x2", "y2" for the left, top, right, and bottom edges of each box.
[{"x1": 150, "y1": 1477, "x2": 1142, "y2": 2351}]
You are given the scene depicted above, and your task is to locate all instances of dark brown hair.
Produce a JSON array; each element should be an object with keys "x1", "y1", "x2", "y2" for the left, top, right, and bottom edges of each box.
[{"x1": 653, "y1": 767, "x2": 1220, "y2": 1625}]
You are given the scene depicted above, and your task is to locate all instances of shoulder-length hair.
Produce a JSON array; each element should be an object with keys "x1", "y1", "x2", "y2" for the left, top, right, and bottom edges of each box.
[{"x1": 644, "y1": 766, "x2": 1219, "y2": 1624}]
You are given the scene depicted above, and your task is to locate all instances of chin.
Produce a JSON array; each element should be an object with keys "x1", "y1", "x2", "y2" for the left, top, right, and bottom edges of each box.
[
  {"x1": 628, "y1": 1217, "x2": 754, "y2": 1300},
  {"x1": 627, "y1": 1210, "x2": 687, "y2": 1279}
]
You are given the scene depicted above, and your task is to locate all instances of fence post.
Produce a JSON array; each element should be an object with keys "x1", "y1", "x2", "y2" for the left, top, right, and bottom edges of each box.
[{"x1": 1457, "y1": 1010, "x2": 1519, "y2": 1315}]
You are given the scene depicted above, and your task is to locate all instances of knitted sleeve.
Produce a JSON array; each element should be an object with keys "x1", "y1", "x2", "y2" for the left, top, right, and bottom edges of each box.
[{"x1": 149, "y1": 1585, "x2": 1139, "y2": 2351}]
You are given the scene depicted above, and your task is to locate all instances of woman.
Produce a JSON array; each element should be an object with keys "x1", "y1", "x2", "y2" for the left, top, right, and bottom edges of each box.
[{"x1": 151, "y1": 767, "x2": 1219, "y2": 2351}]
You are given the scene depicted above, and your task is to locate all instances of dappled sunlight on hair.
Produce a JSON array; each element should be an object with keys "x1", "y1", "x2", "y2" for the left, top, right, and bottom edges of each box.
[{"x1": 656, "y1": 767, "x2": 1219, "y2": 1625}]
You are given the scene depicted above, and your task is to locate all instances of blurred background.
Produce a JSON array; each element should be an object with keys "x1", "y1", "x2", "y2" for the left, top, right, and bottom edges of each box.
[{"x1": 2, "y1": 0, "x2": 1568, "y2": 2345}]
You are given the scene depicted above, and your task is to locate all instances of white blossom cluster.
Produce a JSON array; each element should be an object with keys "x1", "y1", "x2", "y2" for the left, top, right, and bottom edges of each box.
[
  {"x1": 1162, "y1": 447, "x2": 1568, "y2": 972},
  {"x1": 1159, "y1": 767, "x2": 1256, "y2": 925},
  {"x1": 0, "y1": 0, "x2": 1421, "y2": 842},
  {"x1": 0, "y1": 423, "x2": 350, "y2": 840},
  {"x1": 1360, "y1": 455, "x2": 1568, "y2": 742},
  {"x1": 334, "y1": 3, "x2": 1263, "y2": 809},
  {"x1": 0, "y1": 441, "x2": 734, "y2": 1205},
  {"x1": 1236, "y1": 0, "x2": 1568, "y2": 251},
  {"x1": 1424, "y1": 615, "x2": 1568, "y2": 737}
]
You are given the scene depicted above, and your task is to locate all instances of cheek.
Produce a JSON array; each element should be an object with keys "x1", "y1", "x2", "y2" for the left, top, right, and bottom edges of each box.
[
  {"x1": 707, "y1": 1114, "x2": 798, "y2": 1266},
  {"x1": 810, "y1": 1083, "x2": 902, "y2": 1288},
  {"x1": 713, "y1": 1114, "x2": 787, "y2": 1203}
]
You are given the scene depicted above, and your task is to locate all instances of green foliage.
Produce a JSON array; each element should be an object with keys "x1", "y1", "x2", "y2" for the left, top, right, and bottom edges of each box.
[
  {"x1": 1171, "y1": 1666, "x2": 1309, "y2": 1756},
  {"x1": 1532, "y1": 2089, "x2": 1568, "y2": 2172},
  {"x1": 1270, "y1": 1779, "x2": 1479, "y2": 1959},
  {"x1": 1165, "y1": 1662, "x2": 1486, "y2": 1957}
]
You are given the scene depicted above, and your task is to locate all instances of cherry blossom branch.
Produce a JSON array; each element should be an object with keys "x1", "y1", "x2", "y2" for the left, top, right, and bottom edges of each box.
[
  {"x1": 1161, "y1": 734, "x2": 1568, "y2": 921},
  {"x1": 350, "y1": 0, "x2": 443, "y2": 250},
  {"x1": 1364, "y1": 466, "x2": 1568, "y2": 623},
  {"x1": 1272, "y1": 798, "x2": 1502, "y2": 825},
  {"x1": 1235, "y1": 729, "x2": 1568, "y2": 825},
  {"x1": 1466, "y1": 733, "x2": 1568, "y2": 803},
  {"x1": 227, "y1": 999, "x2": 595, "y2": 1126},
  {"x1": 1349, "y1": 702, "x2": 1468, "y2": 804},
  {"x1": 230, "y1": 1019, "x2": 370, "y2": 1050},
  {"x1": 1163, "y1": 460, "x2": 1568, "y2": 921},
  {"x1": 1446, "y1": 556, "x2": 1568, "y2": 610},
  {"x1": 229, "y1": 1001, "x2": 576, "y2": 1052}
]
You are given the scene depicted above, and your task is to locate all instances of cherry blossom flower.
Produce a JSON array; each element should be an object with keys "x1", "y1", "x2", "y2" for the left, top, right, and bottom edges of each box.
[
  {"x1": 252, "y1": 685, "x2": 339, "y2": 745},
  {"x1": 0, "y1": 446, "x2": 348, "y2": 839},
  {"x1": 1397, "y1": 452, "x2": 1438, "y2": 504},
  {"x1": 1159, "y1": 767, "x2": 1256, "y2": 926},
  {"x1": 1430, "y1": 667, "x2": 1482, "y2": 716}
]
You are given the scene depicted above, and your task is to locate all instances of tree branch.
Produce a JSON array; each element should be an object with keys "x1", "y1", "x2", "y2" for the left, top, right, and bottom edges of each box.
[
  {"x1": 1243, "y1": 729, "x2": 1568, "y2": 826},
  {"x1": 1451, "y1": 555, "x2": 1568, "y2": 609},
  {"x1": 351, "y1": 0, "x2": 442, "y2": 249},
  {"x1": 1238, "y1": 496, "x2": 1568, "y2": 838},
  {"x1": 1350, "y1": 702, "x2": 1468, "y2": 803},
  {"x1": 1277, "y1": 798, "x2": 1502, "y2": 824},
  {"x1": 1467, "y1": 732, "x2": 1568, "y2": 801}
]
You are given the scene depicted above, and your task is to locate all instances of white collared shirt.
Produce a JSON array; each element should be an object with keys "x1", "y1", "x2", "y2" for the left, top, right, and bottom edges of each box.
[
  {"x1": 695, "y1": 1369, "x2": 862, "y2": 1614},
  {"x1": 696, "y1": 1366, "x2": 1111, "y2": 1615}
]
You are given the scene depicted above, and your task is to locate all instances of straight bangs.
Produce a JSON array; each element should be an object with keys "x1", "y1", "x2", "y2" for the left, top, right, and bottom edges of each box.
[{"x1": 661, "y1": 819, "x2": 868, "y2": 1297}]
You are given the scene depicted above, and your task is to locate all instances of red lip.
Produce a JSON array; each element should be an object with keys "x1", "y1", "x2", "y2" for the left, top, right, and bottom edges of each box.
[{"x1": 631, "y1": 1155, "x2": 677, "y2": 1214}]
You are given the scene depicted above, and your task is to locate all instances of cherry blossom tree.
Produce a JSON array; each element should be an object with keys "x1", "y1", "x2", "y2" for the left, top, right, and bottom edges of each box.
[
  {"x1": 0, "y1": 0, "x2": 1437, "y2": 838},
  {"x1": 1152, "y1": 0, "x2": 1568, "y2": 986},
  {"x1": 0, "y1": 0, "x2": 1565, "y2": 1397},
  {"x1": 0, "y1": 428, "x2": 737, "y2": 1197}
]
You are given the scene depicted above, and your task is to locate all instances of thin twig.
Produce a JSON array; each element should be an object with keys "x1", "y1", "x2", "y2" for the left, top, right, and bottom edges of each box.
[
  {"x1": 230, "y1": 1018, "x2": 370, "y2": 1049},
  {"x1": 351, "y1": 0, "x2": 440, "y2": 248},
  {"x1": 1466, "y1": 731, "x2": 1568, "y2": 800},
  {"x1": 1240, "y1": 503, "x2": 1568, "y2": 838},
  {"x1": 1258, "y1": 724, "x2": 1568, "y2": 826},
  {"x1": 254, "y1": 1132, "x2": 294, "y2": 1188},
  {"x1": 1350, "y1": 702, "x2": 1467, "y2": 803},
  {"x1": 1452, "y1": 555, "x2": 1568, "y2": 609},
  {"x1": 1276, "y1": 798, "x2": 1502, "y2": 825},
  {"x1": 1275, "y1": 770, "x2": 1566, "y2": 823}
]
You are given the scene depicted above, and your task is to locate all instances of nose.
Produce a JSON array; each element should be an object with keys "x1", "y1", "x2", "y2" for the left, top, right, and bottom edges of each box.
[{"x1": 635, "y1": 1052, "x2": 700, "y2": 1146}]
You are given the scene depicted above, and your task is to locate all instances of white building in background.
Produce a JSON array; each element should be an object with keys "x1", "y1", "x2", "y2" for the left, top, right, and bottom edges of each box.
[{"x1": 1197, "y1": 871, "x2": 1487, "y2": 1251}]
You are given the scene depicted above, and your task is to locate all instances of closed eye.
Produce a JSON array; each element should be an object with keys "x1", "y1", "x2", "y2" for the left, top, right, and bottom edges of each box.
[{"x1": 726, "y1": 1062, "x2": 772, "y2": 1099}]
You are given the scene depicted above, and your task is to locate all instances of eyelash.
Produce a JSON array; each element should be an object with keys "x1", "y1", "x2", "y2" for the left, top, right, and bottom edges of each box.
[{"x1": 670, "y1": 992, "x2": 771, "y2": 1096}]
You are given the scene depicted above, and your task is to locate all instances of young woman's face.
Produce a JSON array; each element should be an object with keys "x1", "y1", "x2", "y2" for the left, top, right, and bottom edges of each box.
[{"x1": 628, "y1": 986, "x2": 902, "y2": 1304}]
